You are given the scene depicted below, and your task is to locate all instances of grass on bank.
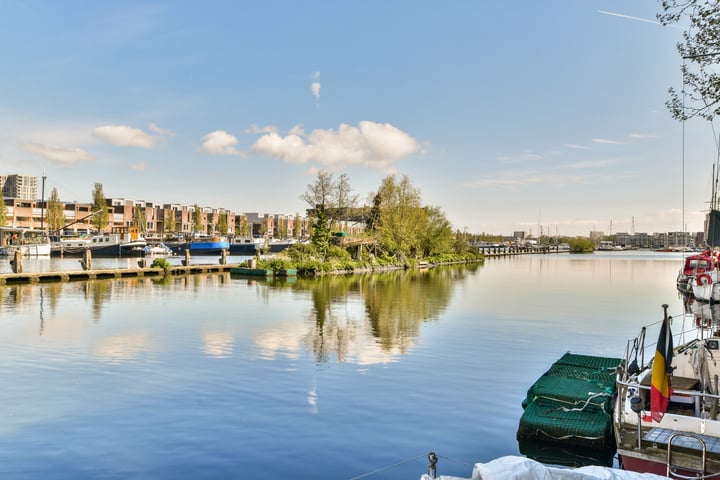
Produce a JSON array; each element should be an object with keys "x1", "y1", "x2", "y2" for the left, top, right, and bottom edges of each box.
[{"x1": 249, "y1": 243, "x2": 484, "y2": 275}]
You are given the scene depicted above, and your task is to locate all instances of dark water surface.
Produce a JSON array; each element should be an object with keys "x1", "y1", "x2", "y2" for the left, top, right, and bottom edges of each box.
[{"x1": 0, "y1": 251, "x2": 691, "y2": 479}]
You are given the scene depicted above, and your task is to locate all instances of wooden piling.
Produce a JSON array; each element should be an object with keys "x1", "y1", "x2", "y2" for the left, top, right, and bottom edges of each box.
[{"x1": 11, "y1": 249, "x2": 22, "y2": 273}]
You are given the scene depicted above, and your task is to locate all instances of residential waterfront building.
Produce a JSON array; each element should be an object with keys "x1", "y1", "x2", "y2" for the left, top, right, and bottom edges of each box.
[{"x1": 1, "y1": 174, "x2": 39, "y2": 200}]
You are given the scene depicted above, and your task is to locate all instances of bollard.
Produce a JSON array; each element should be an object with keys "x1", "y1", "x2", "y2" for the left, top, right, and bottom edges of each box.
[
  {"x1": 248, "y1": 257, "x2": 256, "y2": 269},
  {"x1": 219, "y1": 249, "x2": 227, "y2": 265},
  {"x1": 11, "y1": 249, "x2": 22, "y2": 274},
  {"x1": 138, "y1": 258, "x2": 146, "y2": 268},
  {"x1": 80, "y1": 249, "x2": 92, "y2": 271},
  {"x1": 182, "y1": 249, "x2": 191, "y2": 267}
]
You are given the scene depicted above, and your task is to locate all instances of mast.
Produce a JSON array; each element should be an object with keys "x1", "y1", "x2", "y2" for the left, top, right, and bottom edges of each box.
[{"x1": 40, "y1": 171, "x2": 46, "y2": 231}]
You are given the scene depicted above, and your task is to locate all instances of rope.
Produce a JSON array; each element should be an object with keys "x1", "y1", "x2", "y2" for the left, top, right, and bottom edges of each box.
[
  {"x1": 435, "y1": 454, "x2": 474, "y2": 468},
  {"x1": 346, "y1": 453, "x2": 427, "y2": 480},
  {"x1": 346, "y1": 452, "x2": 474, "y2": 480},
  {"x1": 558, "y1": 391, "x2": 612, "y2": 413}
]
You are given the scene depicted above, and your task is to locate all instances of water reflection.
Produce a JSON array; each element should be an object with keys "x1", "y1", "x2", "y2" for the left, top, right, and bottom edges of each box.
[{"x1": 0, "y1": 266, "x2": 475, "y2": 365}]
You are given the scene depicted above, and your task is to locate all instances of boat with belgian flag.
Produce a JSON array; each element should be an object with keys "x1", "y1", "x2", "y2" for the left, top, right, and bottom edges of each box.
[{"x1": 614, "y1": 304, "x2": 720, "y2": 477}]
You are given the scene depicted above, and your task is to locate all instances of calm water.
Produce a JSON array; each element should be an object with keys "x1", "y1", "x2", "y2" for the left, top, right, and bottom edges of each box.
[{"x1": 0, "y1": 251, "x2": 695, "y2": 479}]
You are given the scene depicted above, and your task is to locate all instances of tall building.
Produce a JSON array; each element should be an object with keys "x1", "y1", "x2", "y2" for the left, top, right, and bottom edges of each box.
[{"x1": 1, "y1": 174, "x2": 39, "y2": 200}]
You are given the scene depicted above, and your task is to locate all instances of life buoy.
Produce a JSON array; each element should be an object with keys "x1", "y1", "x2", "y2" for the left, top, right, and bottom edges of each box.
[{"x1": 698, "y1": 273, "x2": 713, "y2": 286}]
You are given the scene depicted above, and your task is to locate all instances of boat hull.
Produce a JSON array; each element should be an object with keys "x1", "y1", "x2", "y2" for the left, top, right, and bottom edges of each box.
[{"x1": 0, "y1": 243, "x2": 51, "y2": 256}]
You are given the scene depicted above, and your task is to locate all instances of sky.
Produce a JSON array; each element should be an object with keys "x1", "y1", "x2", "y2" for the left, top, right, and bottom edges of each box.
[{"x1": 0, "y1": 0, "x2": 715, "y2": 237}]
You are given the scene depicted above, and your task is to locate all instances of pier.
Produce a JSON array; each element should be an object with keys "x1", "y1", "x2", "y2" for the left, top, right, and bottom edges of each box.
[
  {"x1": 0, "y1": 263, "x2": 239, "y2": 285},
  {"x1": 480, "y1": 245, "x2": 568, "y2": 257}
]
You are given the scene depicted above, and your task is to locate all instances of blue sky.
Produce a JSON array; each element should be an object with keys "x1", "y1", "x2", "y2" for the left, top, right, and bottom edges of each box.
[{"x1": 0, "y1": 1, "x2": 714, "y2": 237}]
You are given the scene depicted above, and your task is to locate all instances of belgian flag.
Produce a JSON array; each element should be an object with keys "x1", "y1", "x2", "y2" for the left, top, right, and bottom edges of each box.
[{"x1": 650, "y1": 313, "x2": 673, "y2": 422}]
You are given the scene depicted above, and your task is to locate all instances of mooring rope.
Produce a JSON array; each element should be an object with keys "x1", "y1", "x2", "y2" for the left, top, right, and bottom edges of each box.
[
  {"x1": 346, "y1": 453, "x2": 428, "y2": 480},
  {"x1": 346, "y1": 452, "x2": 474, "y2": 480}
]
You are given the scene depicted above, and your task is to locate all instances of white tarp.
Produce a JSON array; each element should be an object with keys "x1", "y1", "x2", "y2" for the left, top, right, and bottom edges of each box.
[{"x1": 420, "y1": 456, "x2": 667, "y2": 480}]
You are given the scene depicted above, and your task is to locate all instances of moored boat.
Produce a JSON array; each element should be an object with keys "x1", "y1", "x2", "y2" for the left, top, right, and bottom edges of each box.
[
  {"x1": 168, "y1": 234, "x2": 229, "y2": 255},
  {"x1": 677, "y1": 249, "x2": 717, "y2": 294},
  {"x1": 142, "y1": 242, "x2": 174, "y2": 257},
  {"x1": 418, "y1": 455, "x2": 666, "y2": 480},
  {"x1": 614, "y1": 304, "x2": 720, "y2": 477},
  {"x1": 52, "y1": 226, "x2": 147, "y2": 257},
  {"x1": 228, "y1": 236, "x2": 265, "y2": 255},
  {"x1": 0, "y1": 227, "x2": 52, "y2": 256}
]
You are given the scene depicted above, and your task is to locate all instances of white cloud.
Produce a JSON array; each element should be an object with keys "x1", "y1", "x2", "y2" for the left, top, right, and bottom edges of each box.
[
  {"x1": 246, "y1": 124, "x2": 278, "y2": 135},
  {"x1": 311, "y1": 82, "x2": 321, "y2": 100},
  {"x1": 462, "y1": 172, "x2": 611, "y2": 189},
  {"x1": 562, "y1": 159, "x2": 619, "y2": 169},
  {"x1": 92, "y1": 124, "x2": 160, "y2": 148},
  {"x1": 564, "y1": 143, "x2": 592, "y2": 150},
  {"x1": 592, "y1": 138, "x2": 627, "y2": 145},
  {"x1": 251, "y1": 121, "x2": 420, "y2": 172},
  {"x1": 629, "y1": 133, "x2": 657, "y2": 139},
  {"x1": 148, "y1": 123, "x2": 175, "y2": 136},
  {"x1": 497, "y1": 150, "x2": 561, "y2": 164},
  {"x1": 131, "y1": 161, "x2": 146, "y2": 171},
  {"x1": 200, "y1": 130, "x2": 246, "y2": 156},
  {"x1": 20, "y1": 142, "x2": 93, "y2": 164}
]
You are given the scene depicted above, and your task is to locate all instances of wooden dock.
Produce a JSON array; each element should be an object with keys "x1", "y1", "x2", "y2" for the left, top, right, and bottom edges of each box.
[
  {"x1": 0, "y1": 263, "x2": 241, "y2": 285},
  {"x1": 481, "y1": 245, "x2": 568, "y2": 257}
]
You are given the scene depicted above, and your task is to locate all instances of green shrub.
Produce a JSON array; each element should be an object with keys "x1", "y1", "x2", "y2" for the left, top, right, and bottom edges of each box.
[{"x1": 151, "y1": 258, "x2": 171, "y2": 269}]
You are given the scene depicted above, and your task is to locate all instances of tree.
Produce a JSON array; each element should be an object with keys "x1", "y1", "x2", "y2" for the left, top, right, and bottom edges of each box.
[
  {"x1": 373, "y1": 175, "x2": 425, "y2": 258},
  {"x1": 335, "y1": 173, "x2": 358, "y2": 232},
  {"x1": 277, "y1": 216, "x2": 288, "y2": 239},
  {"x1": 419, "y1": 206, "x2": 454, "y2": 257},
  {"x1": 91, "y1": 182, "x2": 109, "y2": 232},
  {"x1": 47, "y1": 188, "x2": 65, "y2": 234},
  {"x1": 659, "y1": 1, "x2": 720, "y2": 121},
  {"x1": 310, "y1": 206, "x2": 331, "y2": 259},
  {"x1": 165, "y1": 208, "x2": 176, "y2": 234},
  {"x1": 0, "y1": 195, "x2": 7, "y2": 227},
  {"x1": 236, "y1": 216, "x2": 250, "y2": 238},
  {"x1": 300, "y1": 170, "x2": 358, "y2": 230},
  {"x1": 218, "y1": 212, "x2": 228, "y2": 235},
  {"x1": 193, "y1": 204, "x2": 203, "y2": 233},
  {"x1": 293, "y1": 213, "x2": 303, "y2": 238}
]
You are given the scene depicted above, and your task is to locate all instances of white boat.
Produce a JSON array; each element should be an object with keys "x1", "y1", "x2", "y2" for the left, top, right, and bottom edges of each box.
[
  {"x1": 614, "y1": 304, "x2": 720, "y2": 477},
  {"x1": 690, "y1": 268, "x2": 720, "y2": 302},
  {"x1": 0, "y1": 227, "x2": 51, "y2": 256},
  {"x1": 419, "y1": 455, "x2": 666, "y2": 480},
  {"x1": 596, "y1": 240, "x2": 616, "y2": 251},
  {"x1": 51, "y1": 226, "x2": 146, "y2": 257},
  {"x1": 50, "y1": 236, "x2": 92, "y2": 255},
  {"x1": 142, "y1": 242, "x2": 174, "y2": 256}
]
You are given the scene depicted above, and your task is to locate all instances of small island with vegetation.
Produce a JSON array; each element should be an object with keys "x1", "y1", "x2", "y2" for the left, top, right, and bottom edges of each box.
[{"x1": 232, "y1": 170, "x2": 484, "y2": 275}]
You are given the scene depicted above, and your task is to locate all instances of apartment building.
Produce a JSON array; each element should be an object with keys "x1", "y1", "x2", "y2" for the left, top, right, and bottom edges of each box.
[
  {"x1": 0, "y1": 174, "x2": 39, "y2": 200},
  {"x1": 0, "y1": 174, "x2": 304, "y2": 239}
]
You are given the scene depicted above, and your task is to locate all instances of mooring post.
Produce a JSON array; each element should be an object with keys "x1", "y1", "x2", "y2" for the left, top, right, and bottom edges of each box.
[
  {"x1": 219, "y1": 249, "x2": 227, "y2": 265},
  {"x1": 182, "y1": 249, "x2": 191, "y2": 267},
  {"x1": 80, "y1": 249, "x2": 92, "y2": 271},
  {"x1": 10, "y1": 249, "x2": 22, "y2": 274}
]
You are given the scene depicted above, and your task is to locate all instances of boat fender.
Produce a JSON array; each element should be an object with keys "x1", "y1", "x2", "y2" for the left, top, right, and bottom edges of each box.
[{"x1": 698, "y1": 273, "x2": 712, "y2": 286}]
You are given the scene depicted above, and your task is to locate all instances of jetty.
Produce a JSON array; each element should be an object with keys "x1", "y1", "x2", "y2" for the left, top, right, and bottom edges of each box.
[
  {"x1": 0, "y1": 263, "x2": 239, "y2": 285},
  {"x1": 480, "y1": 244, "x2": 568, "y2": 257}
]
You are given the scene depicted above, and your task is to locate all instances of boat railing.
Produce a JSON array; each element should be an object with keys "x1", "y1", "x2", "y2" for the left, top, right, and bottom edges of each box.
[{"x1": 617, "y1": 375, "x2": 720, "y2": 418}]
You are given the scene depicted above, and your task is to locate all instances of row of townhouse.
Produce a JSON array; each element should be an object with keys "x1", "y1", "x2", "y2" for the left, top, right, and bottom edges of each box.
[
  {"x1": 1, "y1": 196, "x2": 310, "y2": 240},
  {"x1": 614, "y1": 231, "x2": 702, "y2": 248}
]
